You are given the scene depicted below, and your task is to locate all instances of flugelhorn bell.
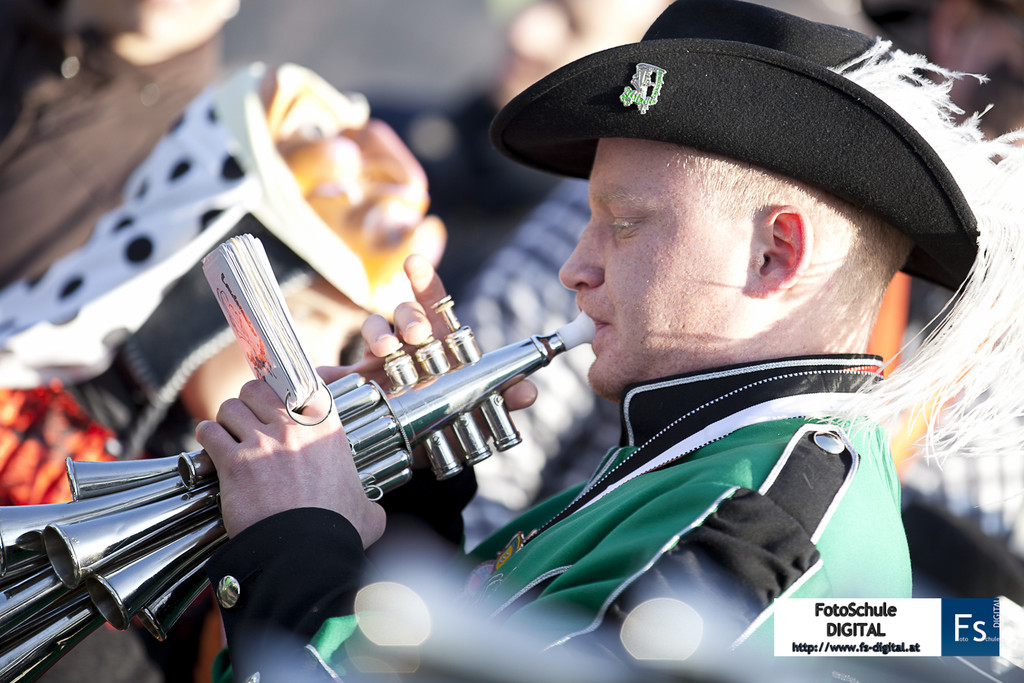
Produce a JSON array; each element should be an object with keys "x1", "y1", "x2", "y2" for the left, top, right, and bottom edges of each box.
[
  {"x1": 67, "y1": 455, "x2": 184, "y2": 500},
  {"x1": 85, "y1": 515, "x2": 226, "y2": 631}
]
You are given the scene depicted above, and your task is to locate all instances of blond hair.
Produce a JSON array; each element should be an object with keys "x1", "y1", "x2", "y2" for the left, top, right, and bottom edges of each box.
[{"x1": 678, "y1": 148, "x2": 912, "y2": 315}]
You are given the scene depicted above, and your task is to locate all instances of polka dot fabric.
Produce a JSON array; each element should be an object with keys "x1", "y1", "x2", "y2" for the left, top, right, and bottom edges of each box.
[{"x1": 0, "y1": 87, "x2": 261, "y2": 387}]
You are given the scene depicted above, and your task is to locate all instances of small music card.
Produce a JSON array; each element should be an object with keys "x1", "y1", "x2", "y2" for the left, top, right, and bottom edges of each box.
[{"x1": 202, "y1": 234, "x2": 321, "y2": 412}]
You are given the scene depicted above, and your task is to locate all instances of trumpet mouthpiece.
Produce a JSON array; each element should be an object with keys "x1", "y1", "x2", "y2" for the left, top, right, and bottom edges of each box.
[{"x1": 555, "y1": 313, "x2": 595, "y2": 350}]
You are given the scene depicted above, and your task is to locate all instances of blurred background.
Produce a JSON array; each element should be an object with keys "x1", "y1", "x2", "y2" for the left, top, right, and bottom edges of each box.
[
  {"x1": 218, "y1": 0, "x2": 872, "y2": 294},
  {"x1": 220, "y1": 0, "x2": 869, "y2": 104},
  {"x1": 222, "y1": 0, "x2": 509, "y2": 108}
]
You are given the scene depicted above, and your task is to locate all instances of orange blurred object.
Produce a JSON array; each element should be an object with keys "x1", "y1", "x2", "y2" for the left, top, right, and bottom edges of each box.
[
  {"x1": 267, "y1": 76, "x2": 445, "y2": 305},
  {"x1": 280, "y1": 136, "x2": 363, "y2": 197},
  {"x1": 0, "y1": 382, "x2": 116, "y2": 505},
  {"x1": 867, "y1": 271, "x2": 911, "y2": 375}
]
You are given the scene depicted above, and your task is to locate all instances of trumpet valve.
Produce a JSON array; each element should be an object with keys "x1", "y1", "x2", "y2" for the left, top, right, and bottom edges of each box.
[
  {"x1": 414, "y1": 338, "x2": 450, "y2": 377},
  {"x1": 452, "y1": 413, "x2": 491, "y2": 466},
  {"x1": 423, "y1": 431, "x2": 462, "y2": 480},
  {"x1": 433, "y1": 295, "x2": 482, "y2": 365},
  {"x1": 481, "y1": 394, "x2": 522, "y2": 451},
  {"x1": 432, "y1": 295, "x2": 459, "y2": 331},
  {"x1": 383, "y1": 350, "x2": 418, "y2": 391},
  {"x1": 445, "y1": 327, "x2": 481, "y2": 365}
]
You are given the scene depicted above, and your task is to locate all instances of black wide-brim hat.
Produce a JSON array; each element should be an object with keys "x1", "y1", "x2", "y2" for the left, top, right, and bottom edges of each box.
[{"x1": 490, "y1": 0, "x2": 978, "y2": 290}]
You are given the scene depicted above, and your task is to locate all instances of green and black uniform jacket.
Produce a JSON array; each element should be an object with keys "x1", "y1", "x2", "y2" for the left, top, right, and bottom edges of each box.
[{"x1": 206, "y1": 354, "x2": 911, "y2": 682}]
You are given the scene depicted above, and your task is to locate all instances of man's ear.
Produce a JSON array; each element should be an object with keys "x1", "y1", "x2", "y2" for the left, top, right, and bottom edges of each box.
[{"x1": 748, "y1": 206, "x2": 811, "y2": 298}]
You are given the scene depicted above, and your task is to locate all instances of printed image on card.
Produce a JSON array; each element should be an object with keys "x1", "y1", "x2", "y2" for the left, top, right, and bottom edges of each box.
[{"x1": 203, "y1": 234, "x2": 320, "y2": 411}]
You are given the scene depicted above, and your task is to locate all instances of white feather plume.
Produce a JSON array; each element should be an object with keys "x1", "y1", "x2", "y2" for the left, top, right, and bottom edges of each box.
[{"x1": 823, "y1": 41, "x2": 1024, "y2": 465}]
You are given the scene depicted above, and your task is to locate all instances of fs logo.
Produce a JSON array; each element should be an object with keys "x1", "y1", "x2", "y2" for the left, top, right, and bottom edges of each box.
[{"x1": 942, "y1": 598, "x2": 1000, "y2": 656}]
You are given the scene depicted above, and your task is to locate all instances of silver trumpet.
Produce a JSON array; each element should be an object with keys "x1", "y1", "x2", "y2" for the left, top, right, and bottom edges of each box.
[{"x1": 0, "y1": 305, "x2": 594, "y2": 681}]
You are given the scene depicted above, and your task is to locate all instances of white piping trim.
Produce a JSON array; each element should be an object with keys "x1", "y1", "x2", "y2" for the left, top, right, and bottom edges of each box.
[
  {"x1": 490, "y1": 565, "x2": 573, "y2": 620},
  {"x1": 621, "y1": 358, "x2": 882, "y2": 445},
  {"x1": 755, "y1": 424, "x2": 807, "y2": 496},
  {"x1": 588, "y1": 447, "x2": 623, "y2": 484},
  {"x1": 304, "y1": 644, "x2": 342, "y2": 680},
  {"x1": 574, "y1": 393, "x2": 856, "y2": 518}
]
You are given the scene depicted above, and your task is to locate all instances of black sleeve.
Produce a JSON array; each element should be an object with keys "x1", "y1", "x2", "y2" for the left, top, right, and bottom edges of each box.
[
  {"x1": 609, "y1": 488, "x2": 822, "y2": 640},
  {"x1": 204, "y1": 507, "x2": 366, "y2": 682},
  {"x1": 377, "y1": 465, "x2": 477, "y2": 546},
  {"x1": 203, "y1": 467, "x2": 477, "y2": 683}
]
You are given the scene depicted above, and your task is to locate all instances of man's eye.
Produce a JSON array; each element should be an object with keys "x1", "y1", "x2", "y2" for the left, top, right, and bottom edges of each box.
[{"x1": 611, "y1": 218, "x2": 640, "y2": 235}]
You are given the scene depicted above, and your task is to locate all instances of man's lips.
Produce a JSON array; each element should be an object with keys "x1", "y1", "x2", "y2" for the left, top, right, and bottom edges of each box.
[
  {"x1": 587, "y1": 316, "x2": 610, "y2": 348},
  {"x1": 576, "y1": 303, "x2": 606, "y2": 329},
  {"x1": 576, "y1": 300, "x2": 608, "y2": 345}
]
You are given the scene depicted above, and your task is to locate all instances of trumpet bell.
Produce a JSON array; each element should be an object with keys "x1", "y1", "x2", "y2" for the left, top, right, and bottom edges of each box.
[
  {"x1": 0, "y1": 476, "x2": 187, "y2": 578},
  {"x1": 134, "y1": 562, "x2": 210, "y2": 641},
  {"x1": 85, "y1": 515, "x2": 226, "y2": 630},
  {"x1": 0, "y1": 590, "x2": 104, "y2": 683},
  {"x1": 67, "y1": 455, "x2": 181, "y2": 500},
  {"x1": 42, "y1": 482, "x2": 219, "y2": 588}
]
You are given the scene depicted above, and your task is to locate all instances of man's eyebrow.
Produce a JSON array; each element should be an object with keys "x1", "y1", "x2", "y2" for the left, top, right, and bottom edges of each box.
[{"x1": 592, "y1": 189, "x2": 651, "y2": 208}]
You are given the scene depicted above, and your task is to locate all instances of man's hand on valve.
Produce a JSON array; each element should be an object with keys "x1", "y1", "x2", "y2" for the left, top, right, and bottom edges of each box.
[
  {"x1": 325, "y1": 254, "x2": 539, "y2": 467},
  {"x1": 196, "y1": 254, "x2": 535, "y2": 547}
]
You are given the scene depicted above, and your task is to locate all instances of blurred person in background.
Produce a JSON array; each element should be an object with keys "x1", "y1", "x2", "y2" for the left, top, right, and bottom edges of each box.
[
  {"x1": 0, "y1": 0, "x2": 235, "y2": 291},
  {"x1": 862, "y1": 0, "x2": 1024, "y2": 137},
  {"x1": 0, "y1": 1, "x2": 447, "y2": 674},
  {"x1": 0, "y1": 0, "x2": 237, "y2": 504},
  {"x1": 377, "y1": 0, "x2": 675, "y2": 299},
  {"x1": 0, "y1": 1, "x2": 234, "y2": 679}
]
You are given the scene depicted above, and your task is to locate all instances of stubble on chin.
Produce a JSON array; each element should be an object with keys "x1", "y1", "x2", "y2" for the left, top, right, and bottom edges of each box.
[{"x1": 587, "y1": 363, "x2": 624, "y2": 404}]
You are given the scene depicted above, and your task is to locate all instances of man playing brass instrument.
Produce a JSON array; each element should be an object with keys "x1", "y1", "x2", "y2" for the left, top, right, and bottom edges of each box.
[{"x1": 196, "y1": 0, "x2": 1024, "y2": 680}]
